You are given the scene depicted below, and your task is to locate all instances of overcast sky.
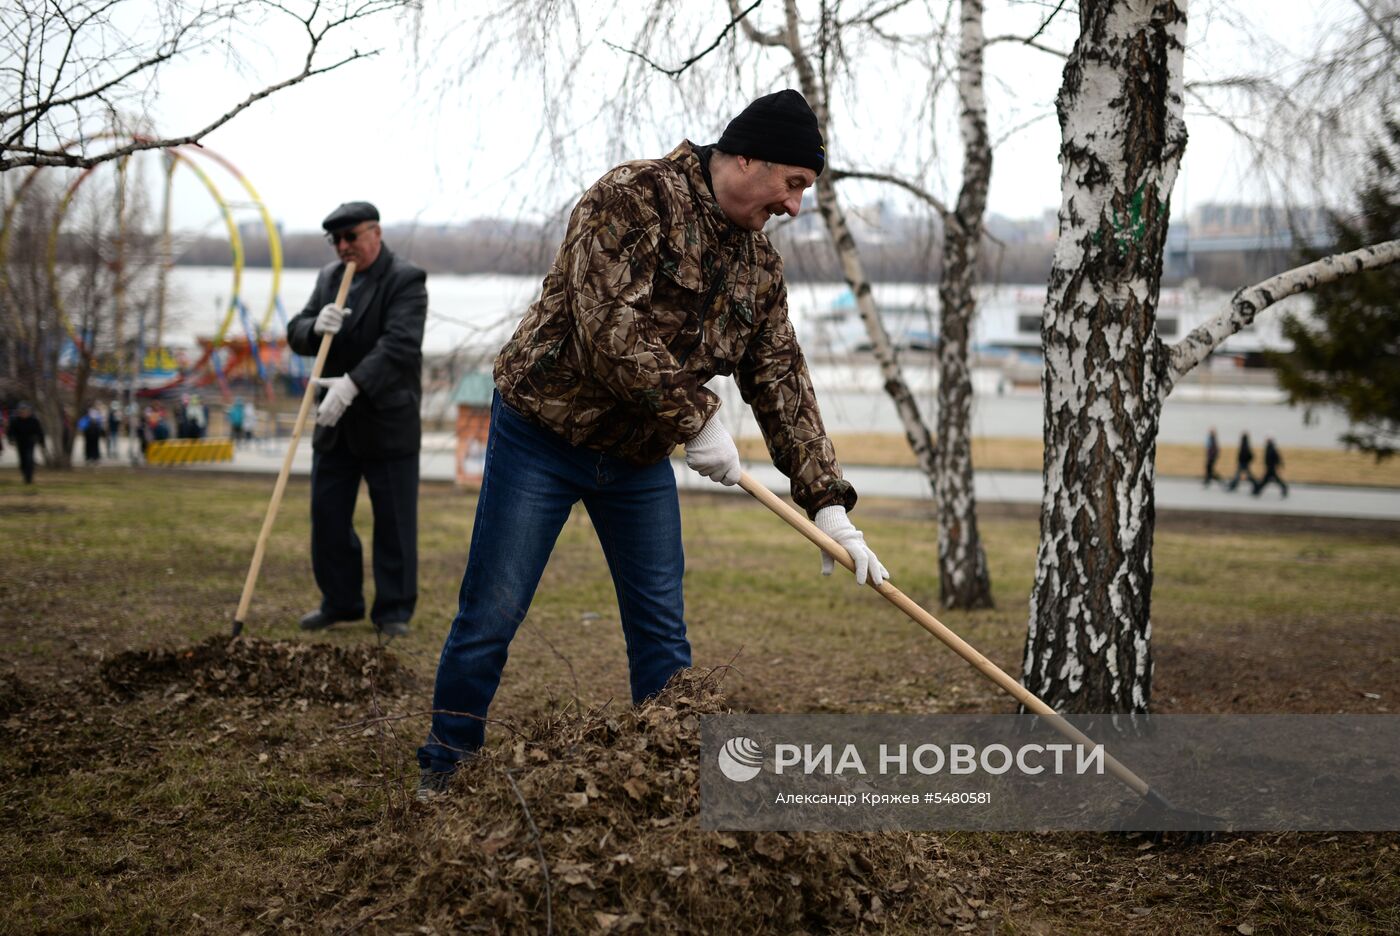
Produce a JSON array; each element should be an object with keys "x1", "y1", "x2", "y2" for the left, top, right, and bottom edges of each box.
[{"x1": 133, "y1": 0, "x2": 1362, "y2": 236}]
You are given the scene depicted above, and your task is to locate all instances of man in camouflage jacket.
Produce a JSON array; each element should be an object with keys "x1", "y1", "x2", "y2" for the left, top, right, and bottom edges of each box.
[{"x1": 418, "y1": 90, "x2": 888, "y2": 796}]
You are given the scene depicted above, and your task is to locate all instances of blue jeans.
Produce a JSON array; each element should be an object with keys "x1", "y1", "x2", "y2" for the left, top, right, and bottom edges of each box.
[{"x1": 417, "y1": 393, "x2": 690, "y2": 772}]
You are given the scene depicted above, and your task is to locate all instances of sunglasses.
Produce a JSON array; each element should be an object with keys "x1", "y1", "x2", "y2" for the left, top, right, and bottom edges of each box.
[{"x1": 325, "y1": 225, "x2": 374, "y2": 245}]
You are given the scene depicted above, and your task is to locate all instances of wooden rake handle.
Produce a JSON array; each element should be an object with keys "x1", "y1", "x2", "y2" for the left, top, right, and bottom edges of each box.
[
  {"x1": 736, "y1": 470, "x2": 1152, "y2": 798},
  {"x1": 232, "y1": 262, "x2": 356, "y2": 636}
]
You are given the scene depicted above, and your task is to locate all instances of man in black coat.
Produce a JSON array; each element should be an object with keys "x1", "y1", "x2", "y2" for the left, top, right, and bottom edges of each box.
[
  {"x1": 286, "y1": 201, "x2": 428, "y2": 638},
  {"x1": 6, "y1": 402, "x2": 45, "y2": 484}
]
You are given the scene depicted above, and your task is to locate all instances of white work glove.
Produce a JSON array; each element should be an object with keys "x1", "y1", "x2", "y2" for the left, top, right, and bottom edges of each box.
[
  {"x1": 684, "y1": 416, "x2": 742, "y2": 486},
  {"x1": 814, "y1": 506, "x2": 889, "y2": 586},
  {"x1": 313, "y1": 302, "x2": 346, "y2": 335},
  {"x1": 313, "y1": 375, "x2": 359, "y2": 427}
]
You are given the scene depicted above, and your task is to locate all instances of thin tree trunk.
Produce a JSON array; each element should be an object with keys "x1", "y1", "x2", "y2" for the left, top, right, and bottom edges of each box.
[
  {"x1": 735, "y1": 0, "x2": 938, "y2": 486},
  {"x1": 1022, "y1": 0, "x2": 1188, "y2": 714},
  {"x1": 935, "y1": 0, "x2": 994, "y2": 609}
]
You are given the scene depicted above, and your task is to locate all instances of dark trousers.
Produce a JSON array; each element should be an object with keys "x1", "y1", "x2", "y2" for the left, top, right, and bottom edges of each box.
[
  {"x1": 310, "y1": 439, "x2": 419, "y2": 625},
  {"x1": 1226, "y1": 465, "x2": 1257, "y2": 491},
  {"x1": 17, "y1": 443, "x2": 36, "y2": 483},
  {"x1": 1253, "y1": 468, "x2": 1288, "y2": 497}
]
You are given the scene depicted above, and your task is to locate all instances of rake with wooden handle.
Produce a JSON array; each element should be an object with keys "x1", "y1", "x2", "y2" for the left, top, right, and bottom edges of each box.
[
  {"x1": 737, "y1": 470, "x2": 1219, "y2": 835},
  {"x1": 231, "y1": 261, "x2": 356, "y2": 637}
]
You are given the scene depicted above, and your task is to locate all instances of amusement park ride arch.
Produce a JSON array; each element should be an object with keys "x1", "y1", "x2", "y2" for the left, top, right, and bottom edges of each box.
[{"x1": 0, "y1": 134, "x2": 291, "y2": 399}]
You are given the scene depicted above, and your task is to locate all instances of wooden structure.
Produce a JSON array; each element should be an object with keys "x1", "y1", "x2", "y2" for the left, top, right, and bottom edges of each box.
[{"x1": 454, "y1": 373, "x2": 495, "y2": 486}]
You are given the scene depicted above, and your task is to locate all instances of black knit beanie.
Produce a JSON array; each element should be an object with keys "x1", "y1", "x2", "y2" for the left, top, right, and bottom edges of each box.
[{"x1": 716, "y1": 89, "x2": 825, "y2": 175}]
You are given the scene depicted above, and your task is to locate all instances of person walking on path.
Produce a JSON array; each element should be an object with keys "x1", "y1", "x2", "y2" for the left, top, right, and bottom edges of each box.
[
  {"x1": 6, "y1": 402, "x2": 44, "y2": 484},
  {"x1": 1226, "y1": 432, "x2": 1257, "y2": 491},
  {"x1": 1253, "y1": 437, "x2": 1289, "y2": 497},
  {"x1": 1203, "y1": 427, "x2": 1221, "y2": 486},
  {"x1": 228, "y1": 397, "x2": 247, "y2": 444},
  {"x1": 106, "y1": 402, "x2": 123, "y2": 457},
  {"x1": 416, "y1": 90, "x2": 889, "y2": 798},
  {"x1": 286, "y1": 201, "x2": 428, "y2": 641},
  {"x1": 80, "y1": 406, "x2": 103, "y2": 464}
]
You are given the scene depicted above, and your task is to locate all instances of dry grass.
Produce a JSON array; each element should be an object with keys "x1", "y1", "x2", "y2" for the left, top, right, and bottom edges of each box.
[
  {"x1": 1, "y1": 469, "x2": 1397, "y2": 933},
  {"x1": 735, "y1": 434, "x2": 1400, "y2": 489}
]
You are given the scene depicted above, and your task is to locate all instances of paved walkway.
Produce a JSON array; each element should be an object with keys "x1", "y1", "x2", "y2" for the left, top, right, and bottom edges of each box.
[{"x1": 15, "y1": 432, "x2": 1397, "y2": 522}]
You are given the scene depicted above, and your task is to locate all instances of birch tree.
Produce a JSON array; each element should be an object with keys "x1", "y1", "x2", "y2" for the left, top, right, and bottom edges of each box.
[
  {"x1": 932, "y1": 0, "x2": 994, "y2": 608},
  {"x1": 1022, "y1": 0, "x2": 1400, "y2": 713},
  {"x1": 730, "y1": 0, "x2": 1011, "y2": 608},
  {"x1": 729, "y1": 0, "x2": 940, "y2": 508}
]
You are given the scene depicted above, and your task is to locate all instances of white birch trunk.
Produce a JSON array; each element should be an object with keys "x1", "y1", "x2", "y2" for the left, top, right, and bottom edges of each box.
[
  {"x1": 1023, "y1": 0, "x2": 1188, "y2": 713},
  {"x1": 935, "y1": 0, "x2": 994, "y2": 609}
]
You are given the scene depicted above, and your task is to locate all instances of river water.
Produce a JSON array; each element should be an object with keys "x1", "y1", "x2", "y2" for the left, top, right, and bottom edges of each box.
[{"x1": 162, "y1": 266, "x2": 1351, "y2": 449}]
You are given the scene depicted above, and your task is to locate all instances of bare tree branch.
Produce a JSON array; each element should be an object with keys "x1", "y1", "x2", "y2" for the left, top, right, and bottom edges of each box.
[
  {"x1": 1, "y1": 0, "x2": 405, "y2": 172},
  {"x1": 983, "y1": 34, "x2": 1067, "y2": 57},
  {"x1": 1353, "y1": 0, "x2": 1400, "y2": 57},
  {"x1": 731, "y1": 0, "x2": 788, "y2": 46},
  {"x1": 828, "y1": 166, "x2": 953, "y2": 219},
  {"x1": 603, "y1": 0, "x2": 764, "y2": 77},
  {"x1": 836, "y1": 0, "x2": 918, "y2": 30},
  {"x1": 1166, "y1": 239, "x2": 1400, "y2": 389},
  {"x1": 985, "y1": 0, "x2": 1069, "y2": 56}
]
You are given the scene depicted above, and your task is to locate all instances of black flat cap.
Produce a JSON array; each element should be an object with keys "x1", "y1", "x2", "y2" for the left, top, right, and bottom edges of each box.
[{"x1": 321, "y1": 201, "x2": 379, "y2": 231}]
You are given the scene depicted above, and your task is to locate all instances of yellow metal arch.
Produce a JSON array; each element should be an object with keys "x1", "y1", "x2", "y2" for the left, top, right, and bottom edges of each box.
[
  {"x1": 43, "y1": 149, "x2": 246, "y2": 360},
  {"x1": 180, "y1": 146, "x2": 284, "y2": 330},
  {"x1": 2, "y1": 135, "x2": 285, "y2": 368}
]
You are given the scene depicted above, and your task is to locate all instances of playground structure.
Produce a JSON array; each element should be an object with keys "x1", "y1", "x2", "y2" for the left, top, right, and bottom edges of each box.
[
  {"x1": 0, "y1": 133, "x2": 305, "y2": 406},
  {"x1": 145, "y1": 437, "x2": 235, "y2": 466}
]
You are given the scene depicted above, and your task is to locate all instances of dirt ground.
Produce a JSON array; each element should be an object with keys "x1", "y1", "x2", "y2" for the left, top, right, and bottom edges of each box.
[{"x1": 1, "y1": 469, "x2": 1397, "y2": 933}]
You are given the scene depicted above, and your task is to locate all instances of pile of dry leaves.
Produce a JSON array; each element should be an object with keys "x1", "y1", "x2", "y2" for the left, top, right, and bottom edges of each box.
[
  {"x1": 326, "y1": 670, "x2": 968, "y2": 933},
  {"x1": 0, "y1": 671, "x2": 31, "y2": 717},
  {"x1": 99, "y1": 635, "x2": 412, "y2": 703}
]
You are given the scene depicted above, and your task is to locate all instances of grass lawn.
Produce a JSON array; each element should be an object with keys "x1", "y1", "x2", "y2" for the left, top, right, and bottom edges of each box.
[
  {"x1": 771, "y1": 434, "x2": 1400, "y2": 489},
  {"x1": 1, "y1": 468, "x2": 1397, "y2": 933}
]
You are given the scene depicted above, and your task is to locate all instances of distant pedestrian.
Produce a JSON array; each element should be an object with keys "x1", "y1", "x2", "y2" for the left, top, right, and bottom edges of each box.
[
  {"x1": 80, "y1": 406, "x2": 103, "y2": 464},
  {"x1": 105, "y1": 402, "x2": 121, "y2": 457},
  {"x1": 151, "y1": 405, "x2": 171, "y2": 443},
  {"x1": 228, "y1": 397, "x2": 247, "y2": 443},
  {"x1": 1226, "y1": 432, "x2": 1257, "y2": 492},
  {"x1": 174, "y1": 394, "x2": 191, "y2": 438},
  {"x1": 1203, "y1": 427, "x2": 1221, "y2": 486},
  {"x1": 6, "y1": 402, "x2": 44, "y2": 484},
  {"x1": 1253, "y1": 437, "x2": 1288, "y2": 498},
  {"x1": 187, "y1": 394, "x2": 207, "y2": 439},
  {"x1": 138, "y1": 406, "x2": 153, "y2": 455},
  {"x1": 244, "y1": 401, "x2": 259, "y2": 444}
]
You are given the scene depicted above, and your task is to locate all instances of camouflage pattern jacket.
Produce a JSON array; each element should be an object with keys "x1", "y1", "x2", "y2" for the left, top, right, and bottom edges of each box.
[{"x1": 495, "y1": 141, "x2": 856, "y2": 516}]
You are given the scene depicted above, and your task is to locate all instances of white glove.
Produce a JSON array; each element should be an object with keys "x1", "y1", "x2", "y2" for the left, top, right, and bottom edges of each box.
[
  {"x1": 313, "y1": 302, "x2": 346, "y2": 335},
  {"x1": 313, "y1": 375, "x2": 359, "y2": 427},
  {"x1": 684, "y1": 416, "x2": 742, "y2": 486},
  {"x1": 814, "y1": 506, "x2": 889, "y2": 586}
]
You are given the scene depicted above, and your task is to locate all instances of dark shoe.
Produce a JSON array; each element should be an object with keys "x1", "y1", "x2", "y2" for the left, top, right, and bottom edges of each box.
[
  {"x1": 416, "y1": 768, "x2": 454, "y2": 802},
  {"x1": 375, "y1": 619, "x2": 411, "y2": 640},
  {"x1": 298, "y1": 609, "x2": 363, "y2": 631}
]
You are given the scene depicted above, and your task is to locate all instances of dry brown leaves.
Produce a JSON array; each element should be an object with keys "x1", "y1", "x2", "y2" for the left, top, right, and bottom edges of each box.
[
  {"x1": 326, "y1": 669, "x2": 966, "y2": 933},
  {"x1": 0, "y1": 671, "x2": 32, "y2": 717},
  {"x1": 98, "y1": 635, "x2": 412, "y2": 703}
]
